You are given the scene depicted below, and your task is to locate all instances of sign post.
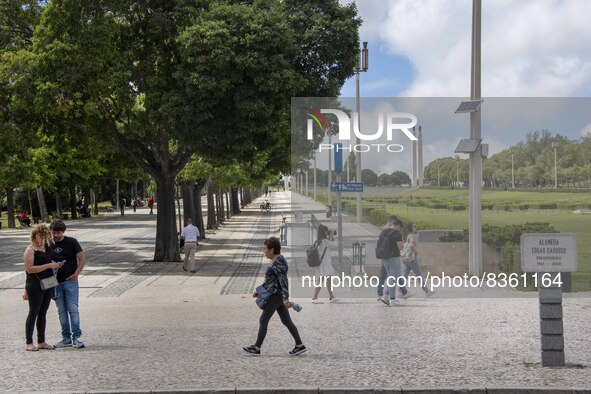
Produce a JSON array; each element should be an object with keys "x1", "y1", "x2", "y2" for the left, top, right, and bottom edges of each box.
[
  {"x1": 334, "y1": 144, "x2": 344, "y2": 273},
  {"x1": 521, "y1": 233, "x2": 577, "y2": 367},
  {"x1": 330, "y1": 183, "x2": 364, "y2": 273}
]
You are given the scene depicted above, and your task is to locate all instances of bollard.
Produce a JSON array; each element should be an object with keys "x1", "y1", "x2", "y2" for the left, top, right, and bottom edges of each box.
[{"x1": 539, "y1": 279, "x2": 565, "y2": 367}]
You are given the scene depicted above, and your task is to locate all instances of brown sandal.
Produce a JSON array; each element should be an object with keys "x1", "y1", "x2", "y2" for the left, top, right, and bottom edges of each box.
[
  {"x1": 26, "y1": 344, "x2": 38, "y2": 351},
  {"x1": 37, "y1": 343, "x2": 55, "y2": 350}
]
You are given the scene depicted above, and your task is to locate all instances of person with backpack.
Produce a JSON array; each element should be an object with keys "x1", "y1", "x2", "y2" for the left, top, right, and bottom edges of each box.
[
  {"x1": 375, "y1": 216, "x2": 404, "y2": 306},
  {"x1": 398, "y1": 222, "x2": 436, "y2": 298},
  {"x1": 311, "y1": 224, "x2": 337, "y2": 303},
  {"x1": 375, "y1": 215, "x2": 397, "y2": 303}
]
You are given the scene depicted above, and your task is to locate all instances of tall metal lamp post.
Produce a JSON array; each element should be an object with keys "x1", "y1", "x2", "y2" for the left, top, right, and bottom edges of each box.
[
  {"x1": 355, "y1": 42, "x2": 369, "y2": 223},
  {"x1": 552, "y1": 141, "x2": 558, "y2": 188},
  {"x1": 455, "y1": 155, "x2": 460, "y2": 186},
  {"x1": 437, "y1": 159, "x2": 441, "y2": 187},
  {"x1": 510, "y1": 146, "x2": 515, "y2": 188},
  {"x1": 454, "y1": 0, "x2": 483, "y2": 276}
]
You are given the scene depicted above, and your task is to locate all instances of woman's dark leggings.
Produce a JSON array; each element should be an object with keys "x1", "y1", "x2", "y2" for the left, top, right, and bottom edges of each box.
[
  {"x1": 255, "y1": 293, "x2": 302, "y2": 348},
  {"x1": 25, "y1": 279, "x2": 53, "y2": 345}
]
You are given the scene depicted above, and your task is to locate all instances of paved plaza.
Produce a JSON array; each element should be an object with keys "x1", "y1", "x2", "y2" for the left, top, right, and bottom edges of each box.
[{"x1": 0, "y1": 191, "x2": 590, "y2": 393}]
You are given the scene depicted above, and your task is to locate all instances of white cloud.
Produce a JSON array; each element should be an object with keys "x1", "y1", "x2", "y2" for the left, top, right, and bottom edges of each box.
[
  {"x1": 364, "y1": 78, "x2": 401, "y2": 91},
  {"x1": 353, "y1": 0, "x2": 591, "y2": 97},
  {"x1": 581, "y1": 123, "x2": 591, "y2": 138}
]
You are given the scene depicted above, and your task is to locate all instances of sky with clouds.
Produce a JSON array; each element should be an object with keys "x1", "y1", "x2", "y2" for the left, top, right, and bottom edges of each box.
[
  {"x1": 311, "y1": 0, "x2": 591, "y2": 175},
  {"x1": 340, "y1": 0, "x2": 591, "y2": 98}
]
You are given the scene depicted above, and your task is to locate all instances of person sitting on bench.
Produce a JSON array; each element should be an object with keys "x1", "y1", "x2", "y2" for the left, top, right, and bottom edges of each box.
[{"x1": 20, "y1": 211, "x2": 31, "y2": 227}]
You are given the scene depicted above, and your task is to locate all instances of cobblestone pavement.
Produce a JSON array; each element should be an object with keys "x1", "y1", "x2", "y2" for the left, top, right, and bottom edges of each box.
[{"x1": 0, "y1": 193, "x2": 590, "y2": 392}]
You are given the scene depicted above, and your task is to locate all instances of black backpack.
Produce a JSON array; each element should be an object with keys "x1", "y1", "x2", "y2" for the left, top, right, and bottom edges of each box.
[
  {"x1": 375, "y1": 228, "x2": 395, "y2": 259},
  {"x1": 306, "y1": 241, "x2": 328, "y2": 267}
]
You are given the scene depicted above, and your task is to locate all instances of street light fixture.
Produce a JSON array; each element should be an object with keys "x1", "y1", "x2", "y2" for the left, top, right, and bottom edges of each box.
[
  {"x1": 510, "y1": 146, "x2": 516, "y2": 187},
  {"x1": 437, "y1": 159, "x2": 440, "y2": 187},
  {"x1": 455, "y1": 155, "x2": 460, "y2": 187},
  {"x1": 552, "y1": 141, "x2": 558, "y2": 188},
  {"x1": 453, "y1": 0, "x2": 483, "y2": 277},
  {"x1": 355, "y1": 41, "x2": 368, "y2": 223}
]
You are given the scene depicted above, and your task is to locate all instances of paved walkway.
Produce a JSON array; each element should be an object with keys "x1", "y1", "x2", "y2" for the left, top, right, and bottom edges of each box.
[{"x1": 0, "y1": 192, "x2": 590, "y2": 393}]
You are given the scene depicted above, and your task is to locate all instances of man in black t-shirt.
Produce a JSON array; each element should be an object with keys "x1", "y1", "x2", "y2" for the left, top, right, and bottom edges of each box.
[
  {"x1": 48, "y1": 219, "x2": 86, "y2": 348},
  {"x1": 377, "y1": 217, "x2": 404, "y2": 307}
]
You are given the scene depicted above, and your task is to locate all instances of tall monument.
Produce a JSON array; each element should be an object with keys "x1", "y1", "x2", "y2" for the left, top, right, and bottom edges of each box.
[{"x1": 418, "y1": 126, "x2": 424, "y2": 186}]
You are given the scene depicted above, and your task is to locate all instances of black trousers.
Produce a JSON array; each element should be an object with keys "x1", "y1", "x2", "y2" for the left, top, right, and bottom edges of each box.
[
  {"x1": 255, "y1": 293, "x2": 302, "y2": 348},
  {"x1": 25, "y1": 279, "x2": 53, "y2": 344}
]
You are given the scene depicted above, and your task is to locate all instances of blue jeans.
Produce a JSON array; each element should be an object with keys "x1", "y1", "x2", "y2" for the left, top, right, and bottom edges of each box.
[
  {"x1": 381, "y1": 257, "x2": 401, "y2": 300},
  {"x1": 54, "y1": 280, "x2": 82, "y2": 339},
  {"x1": 399, "y1": 257, "x2": 428, "y2": 295},
  {"x1": 377, "y1": 262, "x2": 387, "y2": 297}
]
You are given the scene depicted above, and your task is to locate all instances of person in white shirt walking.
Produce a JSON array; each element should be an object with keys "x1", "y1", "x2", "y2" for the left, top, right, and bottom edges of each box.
[{"x1": 182, "y1": 218, "x2": 200, "y2": 273}]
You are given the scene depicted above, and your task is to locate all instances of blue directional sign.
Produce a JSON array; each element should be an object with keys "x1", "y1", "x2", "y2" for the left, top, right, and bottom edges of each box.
[{"x1": 330, "y1": 182, "x2": 364, "y2": 192}]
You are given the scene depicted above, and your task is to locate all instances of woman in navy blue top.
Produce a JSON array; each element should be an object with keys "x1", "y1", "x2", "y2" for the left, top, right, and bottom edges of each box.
[{"x1": 243, "y1": 237, "x2": 307, "y2": 356}]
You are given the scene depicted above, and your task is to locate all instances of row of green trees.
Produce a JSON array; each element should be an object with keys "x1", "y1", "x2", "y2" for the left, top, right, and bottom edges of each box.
[
  {"x1": 298, "y1": 168, "x2": 410, "y2": 187},
  {"x1": 0, "y1": 0, "x2": 361, "y2": 260},
  {"x1": 424, "y1": 131, "x2": 591, "y2": 188}
]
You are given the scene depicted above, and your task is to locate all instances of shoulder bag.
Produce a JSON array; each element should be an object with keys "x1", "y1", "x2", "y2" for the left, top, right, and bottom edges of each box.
[
  {"x1": 255, "y1": 284, "x2": 272, "y2": 309},
  {"x1": 36, "y1": 273, "x2": 58, "y2": 290}
]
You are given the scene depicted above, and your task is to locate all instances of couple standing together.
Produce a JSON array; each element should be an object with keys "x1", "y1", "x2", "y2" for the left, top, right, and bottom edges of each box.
[
  {"x1": 24, "y1": 219, "x2": 85, "y2": 351},
  {"x1": 377, "y1": 215, "x2": 436, "y2": 306}
]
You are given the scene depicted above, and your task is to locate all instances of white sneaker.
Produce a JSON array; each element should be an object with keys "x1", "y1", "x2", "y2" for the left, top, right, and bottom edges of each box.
[
  {"x1": 402, "y1": 291, "x2": 416, "y2": 299},
  {"x1": 388, "y1": 298, "x2": 402, "y2": 307},
  {"x1": 377, "y1": 295, "x2": 389, "y2": 305},
  {"x1": 311, "y1": 299, "x2": 323, "y2": 304},
  {"x1": 426, "y1": 288, "x2": 437, "y2": 297}
]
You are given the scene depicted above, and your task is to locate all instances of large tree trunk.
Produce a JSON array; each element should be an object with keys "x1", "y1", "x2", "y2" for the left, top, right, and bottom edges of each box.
[
  {"x1": 217, "y1": 188, "x2": 224, "y2": 224},
  {"x1": 56, "y1": 192, "x2": 63, "y2": 218},
  {"x1": 91, "y1": 187, "x2": 99, "y2": 216},
  {"x1": 193, "y1": 180, "x2": 206, "y2": 239},
  {"x1": 206, "y1": 180, "x2": 217, "y2": 229},
  {"x1": 176, "y1": 184, "x2": 182, "y2": 241},
  {"x1": 6, "y1": 188, "x2": 15, "y2": 228},
  {"x1": 181, "y1": 181, "x2": 195, "y2": 225},
  {"x1": 69, "y1": 186, "x2": 78, "y2": 220},
  {"x1": 27, "y1": 189, "x2": 34, "y2": 219},
  {"x1": 231, "y1": 188, "x2": 241, "y2": 214},
  {"x1": 36, "y1": 186, "x2": 50, "y2": 223},
  {"x1": 225, "y1": 189, "x2": 231, "y2": 219},
  {"x1": 154, "y1": 176, "x2": 181, "y2": 262}
]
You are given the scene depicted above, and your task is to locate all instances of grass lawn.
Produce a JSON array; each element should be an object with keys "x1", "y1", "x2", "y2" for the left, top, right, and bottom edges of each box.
[
  {"x1": 380, "y1": 199, "x2": 591, "y2": 291},
  {"x1": 404, "y1": 187, "x2": 591, "y2": 206},
  {"x1": 0, "y1": 213, "x2": 9, "y2": 229}
]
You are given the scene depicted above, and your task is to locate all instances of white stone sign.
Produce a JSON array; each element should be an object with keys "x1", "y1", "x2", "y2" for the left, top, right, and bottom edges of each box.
[{"x1": 521, "y1": 233, "x2": 577, "y2": 272}]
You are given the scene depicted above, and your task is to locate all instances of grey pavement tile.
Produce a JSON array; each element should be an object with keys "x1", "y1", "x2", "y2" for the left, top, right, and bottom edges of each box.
[
  {"x1": 236, "y1": 389, "x2": 318, "y2": 394},
  {"x1": 401, "y1": 388, "x2": 486, "y2": 394},
  {"x1": 485, "y1": 388, "x2": 574, "y2": 393},
  {"x1": 150, "y1": 389, "x2": 236, "y2": 394},
  {"x1": 320, "y1": 388, "x2": 402, "y2": 394},
  {"x1": 1, "y1": 192, "x2": 590, "y2": 393}
]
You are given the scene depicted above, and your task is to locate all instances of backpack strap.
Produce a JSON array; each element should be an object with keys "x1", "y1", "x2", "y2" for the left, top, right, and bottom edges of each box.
[{"x1": 319, "y1": 244, "x2": 328, "y2": 262}]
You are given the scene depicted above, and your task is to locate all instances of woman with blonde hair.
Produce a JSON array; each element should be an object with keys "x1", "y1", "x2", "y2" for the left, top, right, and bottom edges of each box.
[{"x1": 23, "y1": 224, "x2": 62, "y2": 351}]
